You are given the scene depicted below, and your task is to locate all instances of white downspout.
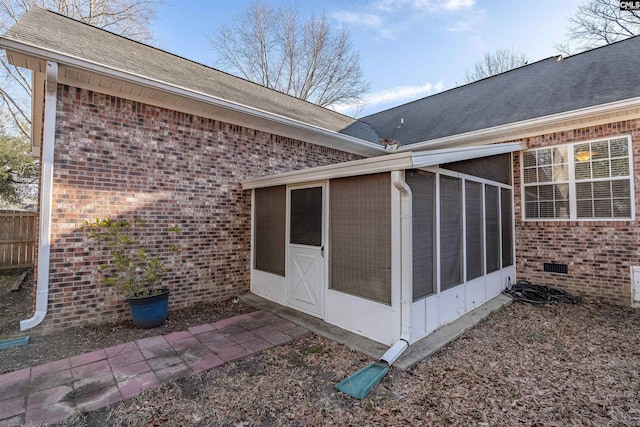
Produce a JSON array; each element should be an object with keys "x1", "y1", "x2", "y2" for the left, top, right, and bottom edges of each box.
[
  {"x1": 21, "y1": 61, "x2": 58, "y2": 331},
  {"x1": 381, "y1": 170, "x2": 413, "y2": 365}
]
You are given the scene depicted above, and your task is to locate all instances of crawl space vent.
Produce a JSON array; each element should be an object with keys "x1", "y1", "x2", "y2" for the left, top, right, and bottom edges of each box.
[{"x1": 543, "y1": 263, "x2": 568, "y2": 274}]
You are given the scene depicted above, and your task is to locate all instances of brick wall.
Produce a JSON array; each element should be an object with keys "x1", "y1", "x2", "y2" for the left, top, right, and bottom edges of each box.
[
  {"x1": 514, "y1": 119, "x2": 640, "y2": 306},
  {"x1": 41, "y1": 85, "x2": 360, "y2": 333}
]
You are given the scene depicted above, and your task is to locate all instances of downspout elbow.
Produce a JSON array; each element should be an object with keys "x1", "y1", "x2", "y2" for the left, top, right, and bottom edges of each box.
[
  {"x1": 380, "y1": 338, "x2": 409, "y2": 366},
  {"x1": 20, "y1": 311, "x2": 46, "y2": 331}
]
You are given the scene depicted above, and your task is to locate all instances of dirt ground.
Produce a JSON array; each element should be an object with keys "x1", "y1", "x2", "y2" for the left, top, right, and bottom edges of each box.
[
  {"x1": 62, "y1": 304, "x2": 640, "y2": 427},
  {"x1": 2, "y1": 269, "x2": 640, "y2": 426},
  {"x1": 0, "y1": 269, "x2": 255, "y2": 374},
  {"x1": 54, "y1": 302, "x2": 640, "y2": 426},
  {"x1": 0, "y1": 268, "x2": 34, "y2": 340}
]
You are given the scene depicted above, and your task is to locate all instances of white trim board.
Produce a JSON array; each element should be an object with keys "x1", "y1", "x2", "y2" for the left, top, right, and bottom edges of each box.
[{"x1": 242, "y1": 142, "x2": 526, "y2": 190}]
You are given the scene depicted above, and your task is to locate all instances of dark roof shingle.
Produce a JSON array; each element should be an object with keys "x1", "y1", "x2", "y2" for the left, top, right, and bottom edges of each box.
[
  {"x1": 360, "y1": 36, "x2": 640, "y2": 145},
  {"x1": 2, "y1": 7, "x2": 375, "y2": 138}
]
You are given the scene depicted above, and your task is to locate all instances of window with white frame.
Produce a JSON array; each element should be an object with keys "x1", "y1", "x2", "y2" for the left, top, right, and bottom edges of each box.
[{"x1": 523, "y1": 137, "x2": 633, "y2": 220}]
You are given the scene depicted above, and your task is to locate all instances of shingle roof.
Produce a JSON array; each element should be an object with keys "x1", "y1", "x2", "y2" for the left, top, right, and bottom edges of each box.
[
  {"x1": 359, "y1": 35, "x2": 640, "y2": 146},
  {"x1": 2, "y1": 7, "x2": 375, "y2": 140},
  {"x1": 5, "y1": 7, "x2": 640, "y2": 151}
]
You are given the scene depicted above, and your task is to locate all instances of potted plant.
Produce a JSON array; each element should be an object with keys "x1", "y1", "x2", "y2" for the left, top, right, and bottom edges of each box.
[{"x1": 83, "y1": 217, "x2": 181, "y2": 328}]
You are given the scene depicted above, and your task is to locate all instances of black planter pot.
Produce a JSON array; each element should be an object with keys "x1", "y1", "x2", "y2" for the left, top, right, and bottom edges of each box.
[{"x1": 126, "y1": 289, "x2": 170, "y2": 328}]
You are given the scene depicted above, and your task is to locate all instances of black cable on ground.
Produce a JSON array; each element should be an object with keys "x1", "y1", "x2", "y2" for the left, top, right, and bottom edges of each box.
[{"x1": 502, "y1": 280, "x2": 579, "y2": 305}]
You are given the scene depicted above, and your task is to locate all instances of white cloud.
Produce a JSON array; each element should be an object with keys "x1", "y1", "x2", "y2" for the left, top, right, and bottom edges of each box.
[
  {"x1": 331, "y1": 10, "x2": 383, "y2": 27},
  {"x1": 331, "y1": 0, "x2": 476, "y2": 38},
  {"x1": 441, "y1": 0, "x2": 475, "y2": 11},
  {"x1": 446, "y1": 8, "x2": 486, "y2": 33},
  {"x1": 374, "y1": 0, "x2": 475, "y2": 13},
  {"x1": 331, "y1": 81, "x2": 444, "y2": 115},
  {"x1": 365, "y1": 82, "x2": 435, "y2": 104},
  {"x1": 330, "y1": 10, "x2": 395, "y2": 39}
]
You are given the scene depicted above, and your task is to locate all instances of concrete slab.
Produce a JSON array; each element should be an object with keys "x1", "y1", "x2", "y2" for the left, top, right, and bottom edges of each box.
[
  {"x1": 111, "y1": 360, "x2": 152, "y2": 381},
  {"x1": 25, "y1": 402, "x2": 74, "y2": 425},
  {"x1": 241, "y1": 292, "x2": 512, "y2": 371},
  {"x1": 0, "y1": 311, "x2": 305, "y2": 426},
  {"x1": 116, "y1": 371, "x2": 159, "y2": 400},
  {"x1": 0, "y1": 369, "x2": 30, "y2": 401},
  {"x1": 153, "y1": 362, "x2": 191, "y2": 383},
  {"x1": 188, "y1": 323, "x2": 215, "y2": 335},
  {"x1": 394, "y1": 294, "x2": 513, "y2": 370},
  {"x1": 214, "y1": 344, "x2": 250, "y2": 362},
  {"x1": 240, "y1": 293, "x2": 388, "y2": 361},
  {"x1": 70, "y1": 349, "x2": 108, "y2": 368},
  {"x1": 0, "y1": 397, "x2": 25, "y2": 420}
]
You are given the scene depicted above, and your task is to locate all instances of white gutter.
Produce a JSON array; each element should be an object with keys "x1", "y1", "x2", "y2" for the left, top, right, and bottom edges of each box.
[
  {"x1": 395, "y1": 97, "x2": 640, "y2": 152},
  {"x1": 0, "y1": 39, "x2": 386, "y2": 157},
  {"x1": 21, "y1": 61, "x2": 57, "y2": 331},
  {"x1": 242, "y1": 151, "x2": 414, "y2": 190},
  {"x1": 381, "y1": 170, "x2": 413, "y2": 365},
  {"x1": 243, "y1": 142, "x2": 526, "y2": 190}
]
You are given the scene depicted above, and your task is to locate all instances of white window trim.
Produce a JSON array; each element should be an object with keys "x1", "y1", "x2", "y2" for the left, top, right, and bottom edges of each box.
[{"x1": 521, "y1": 135, "x2": 635, "y2": 221}]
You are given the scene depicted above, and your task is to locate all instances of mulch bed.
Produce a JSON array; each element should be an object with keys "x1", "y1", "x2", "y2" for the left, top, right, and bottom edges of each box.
[{"x1": 56, "y1": 301, "x2": 640, "y2": 426}]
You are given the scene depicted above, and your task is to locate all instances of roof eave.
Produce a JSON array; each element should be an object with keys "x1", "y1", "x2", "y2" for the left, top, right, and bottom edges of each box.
[
  {"x1": 242, "y1": 142, "x2": 526, "y2": 190},
  {"x1": 0, "y1": 38, "x2": 387, "y2": 157},
  {"x1": 396, "y1": 97, "x2": 640, "y2": 151},
  {"x1": 242, "y1": 151, "x2": 414, "y2": 189}
]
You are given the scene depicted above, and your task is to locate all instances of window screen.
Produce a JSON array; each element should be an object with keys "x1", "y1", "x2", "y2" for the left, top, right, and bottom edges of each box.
[
  {"x1": 440, "y1": 175, "x2": 462, "y2": 291},
  {"x1": 406, "y1": 170, "x2": 435, "y2": 300},
  {"x1": 290, "y1": 187, "x2": 322, "y2": 246},
  {"x1": 485, "y1": 185, "x2": 500, "y2": 274},
  {"x1": 465, "y1": 180, "x2": 483, "y2": 281},
  {"x1": 523, "y1": 137, "x2": 632, "y2": 220},
  {"x1": 501, "y1": 188, "x2": 513, "y2": 268},
  {"x1": 330, "y1": 173, "x2": 391, "y2": 305},
  {"x1": 575, "y1": 138, "x2": 631, "y2": 218},
  {"x1": 523, "y1": 147, "x2": 569, "y2": 219},
  {"x1": 443, "y1": 153, "x2": 512, "y2": 185},
  {"x1": 254, "y1": 186, "x2": 286, "y2": 276}
]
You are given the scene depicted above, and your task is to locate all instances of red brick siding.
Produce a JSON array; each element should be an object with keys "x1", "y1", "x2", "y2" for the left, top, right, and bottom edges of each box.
[
  {"x1": 514, "y1": 119, "x2": 640, "y2": 306},
  {"x1": 41, "y1": 85, "x2": 360, "y2": 333}
]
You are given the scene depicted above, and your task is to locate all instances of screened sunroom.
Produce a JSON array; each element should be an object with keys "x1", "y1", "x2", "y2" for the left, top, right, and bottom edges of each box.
[{"x1": 242, "y1": 142, "x2": 524, "y2": 345}]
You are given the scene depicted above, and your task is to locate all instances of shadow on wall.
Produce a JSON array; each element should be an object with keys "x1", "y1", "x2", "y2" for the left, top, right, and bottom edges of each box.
[{"x1": 43, "y1": 193, "x2": 253, "y2": 333}]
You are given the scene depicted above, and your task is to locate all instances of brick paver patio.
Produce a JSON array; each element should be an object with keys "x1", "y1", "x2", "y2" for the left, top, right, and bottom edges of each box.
[{"x1": 0, "y1": 310, "x2": 309, "y2": 426}]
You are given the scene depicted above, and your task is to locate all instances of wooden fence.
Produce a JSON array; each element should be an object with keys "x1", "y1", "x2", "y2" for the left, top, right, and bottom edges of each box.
[{"x1": 0, "y1": 212, "x2": 37, "y2": 270}]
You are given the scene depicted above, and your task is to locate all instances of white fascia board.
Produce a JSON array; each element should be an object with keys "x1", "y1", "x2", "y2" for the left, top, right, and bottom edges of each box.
[
  {"x1": 242, "y1": 151, "x2": 414, "y2": 189},
  {"x1": 0, "y1": 39, "x2": 386, "y2": 157},
  {"x1": 395, "y1": 97, "x2": 640, "y2": 152},
  {"x1": 242, "y1": 141, "x2": 526, "y2": 189},
  {"x1": 411, "y1": 141, "x2": 527, "y2": 168}
]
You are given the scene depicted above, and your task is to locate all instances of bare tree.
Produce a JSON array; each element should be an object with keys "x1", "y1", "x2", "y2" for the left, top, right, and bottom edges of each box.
[
  {"x1": 0, "y1": 0, "x2": 160, "y2": 137},
  {"x1": 208, "y1": 1, "x2": 369, "y2": 108},
  {"x1": 557, "y1": 0, "x2": 640, "y2": 56},
  {"x1": 463, "y1": 49, "x2": 529, "y2": 83}
]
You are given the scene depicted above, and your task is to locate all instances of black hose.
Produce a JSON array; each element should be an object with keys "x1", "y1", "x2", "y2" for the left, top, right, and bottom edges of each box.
[{"x1": 502, "y1": 280, "x2": 578, "y2": 305}]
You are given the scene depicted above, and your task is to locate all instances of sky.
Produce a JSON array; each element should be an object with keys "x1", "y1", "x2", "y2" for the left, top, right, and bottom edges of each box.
[{"x1": 150, "y1": 0, "x2": 584, "y2": 117}]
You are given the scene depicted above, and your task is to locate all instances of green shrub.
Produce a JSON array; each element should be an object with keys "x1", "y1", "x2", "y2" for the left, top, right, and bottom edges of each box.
[{"x1": 83, "y1": 217, "x2": 180, "y2": 298}]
